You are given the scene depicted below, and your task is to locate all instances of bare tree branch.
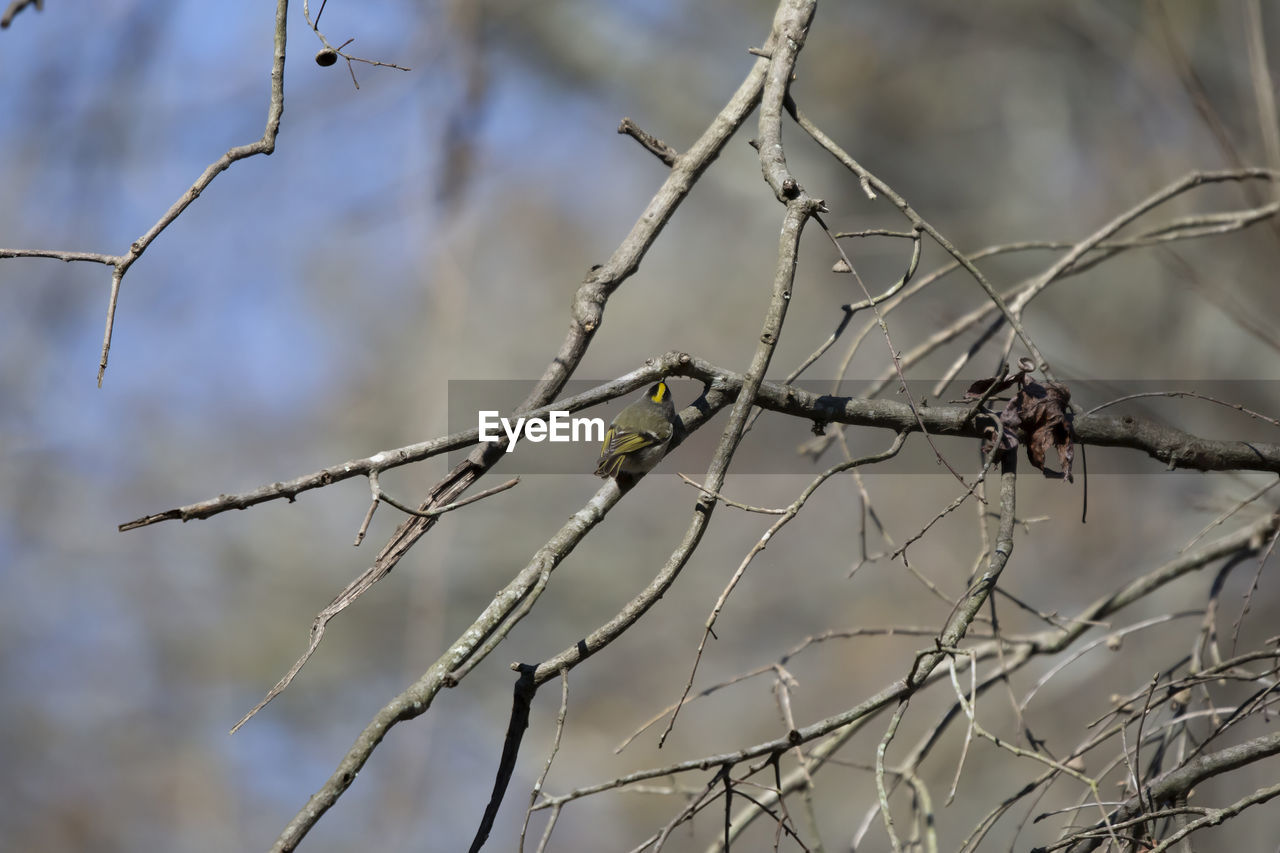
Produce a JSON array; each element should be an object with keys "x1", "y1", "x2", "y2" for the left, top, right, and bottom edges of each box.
[{"x1": 1, "y1": 0, "x2": 289, "y2": 385}]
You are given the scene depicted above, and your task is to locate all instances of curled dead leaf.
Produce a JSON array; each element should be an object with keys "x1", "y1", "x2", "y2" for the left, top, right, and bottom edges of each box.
[{"x1": 969, "y1": 366, "x2": 1074, "y2": 482}]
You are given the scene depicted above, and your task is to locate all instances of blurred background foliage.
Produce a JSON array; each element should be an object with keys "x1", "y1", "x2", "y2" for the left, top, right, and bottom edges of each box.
[{"x1": 1, "y1": 1, "x2": 1278, "y2": 850}]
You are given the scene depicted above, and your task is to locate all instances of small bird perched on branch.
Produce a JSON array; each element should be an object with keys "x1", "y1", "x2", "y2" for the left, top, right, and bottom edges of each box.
[{"x1": 595, "y1": 381, "x2": 676, "y2": 479}]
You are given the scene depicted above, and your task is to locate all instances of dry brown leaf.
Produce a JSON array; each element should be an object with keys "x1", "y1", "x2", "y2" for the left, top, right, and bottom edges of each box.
[{"x1": 970, "y1": 366, "x2": 1073, "y2": 482}]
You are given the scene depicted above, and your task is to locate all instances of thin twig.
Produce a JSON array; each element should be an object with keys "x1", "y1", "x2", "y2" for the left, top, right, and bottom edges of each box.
[
  {"x1": 519, "y1": 669, "x2": 570, "y2": 852},
  {"x1": 876, "y1": 701, "x2": 910, "y2": 853},
  {"x1": 369, "y1": 472, "x2": 519, "y2": 519},
  {"x1": 1145, "y1": 781, "x2": 1280, "y2": 853},
  {"x1": 618, "y1": 117, "x2": 679, "y2": 166},
  {"x1": 0, "y1": 0, "x2": 40, "y2": 29},
  {"x1": 1084, "y1": 390, "x2": 1280, "y2": 427}
]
